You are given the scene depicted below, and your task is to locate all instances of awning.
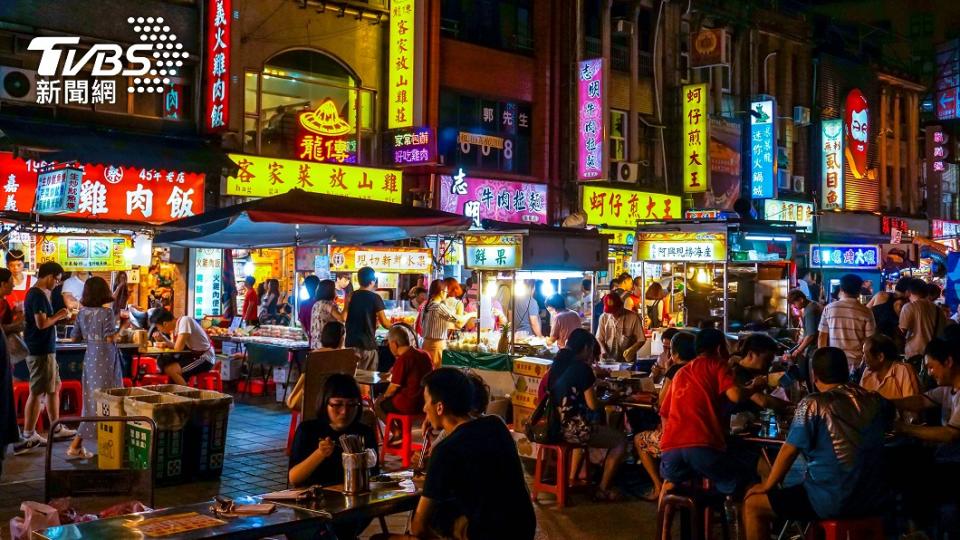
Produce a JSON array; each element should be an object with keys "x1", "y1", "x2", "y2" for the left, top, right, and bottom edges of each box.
[
  {"x1": 155, "y1": 189, "x2": 473, "y2": 248},
  {"x1": 0, "y1": 115, "x2": 232, "y2": 173}
]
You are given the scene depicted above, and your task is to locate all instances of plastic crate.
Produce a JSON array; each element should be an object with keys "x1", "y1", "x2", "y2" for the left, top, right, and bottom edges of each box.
[
  {"x1": 173, "y1": 390, "x2": 233, "y2": 479},
  {"x1": 93, "y1": 387, "x2": 157, "y2": 469},
  {"x1": 123, "y1": 393, "x2": 192, "y2": 485}
]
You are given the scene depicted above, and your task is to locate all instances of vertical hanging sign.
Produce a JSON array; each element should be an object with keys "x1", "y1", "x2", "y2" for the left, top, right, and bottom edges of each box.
[
  {"x1": 388, "y1": 0, "x2": 415, "y2": 129},
  {"x1": 682, "y1": 83, "x2": 709, "y2": 193},
  {"x1": 204, "y1": 0, "x2": 231, "y2": 133},
  {"x1": 577, "y1": 59, "x2": 604, "y2": 181},
  {"x1": 821, "y1": 118, "x2": 844, "y2": 210},
  {"x1": 926, "y1": 125, "x2": 948, "y2": 218},
  {"x1": 749, "y1": 98, "x2": 776, "y2": 199},
  {"x1": 844, "y1": 89, "x2": 869, "y2": 179}
]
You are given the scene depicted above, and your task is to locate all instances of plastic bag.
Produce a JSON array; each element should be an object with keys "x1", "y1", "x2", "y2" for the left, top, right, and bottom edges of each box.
[
  {"x1": 8, "y1": 501, "x2": 60, "y2": 540},
  {"x1": 98, "y1": 501, "x2": 151, "y2": 518}
]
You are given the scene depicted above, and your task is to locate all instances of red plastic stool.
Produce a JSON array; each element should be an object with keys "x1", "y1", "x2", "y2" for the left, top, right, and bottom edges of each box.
[
  {"x1": 807, "y1": 517, "x2": 884, "y2": 540},
  {"x1": 136, "y1": 374, "x2": 170, "y2": 386},
  {"x1": 13, "y1": 381, "x2": 30, "y2": 425},
  {"x1": 531, "y1": 443, "x2": 591, "y2": 508},
  {"x1": 382, "y1": 413, "x2": 423, "y2": 468},
  {"x1": 122, "y1": 378, "x2": 133, "y2": 388},
  {"x1": 132, "y1": 356, "x2": 161, "y2": 377},
  {"x1": 286, "y1": 410, "x2": 301, "y2": 456},
  {"x1": 188, "y1": 362, "x2": 223, "y2": 392},
  {"x1": 59, "y1": 380, "x2": 83, "y2": 416}
]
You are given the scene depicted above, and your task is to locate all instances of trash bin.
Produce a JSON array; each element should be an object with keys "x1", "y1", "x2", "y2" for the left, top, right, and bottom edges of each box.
[
  {"x1": 172, "y1": 390, "x2": 233, "y2": 479},
  {"x1": 93, "y1": 387, "x2": 157, "y2": 470},
  {"x1": 123, "y1": 393, "x2": 193, "y2": 485},
  {"x1": 139, "y1": 384, "x2": 194, "y2": 394}
]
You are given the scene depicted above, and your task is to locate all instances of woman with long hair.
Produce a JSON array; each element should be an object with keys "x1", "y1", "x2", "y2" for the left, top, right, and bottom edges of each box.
[
  {"x1": 67, "y1": 277, "x2": 129, "y2": 459},
  {"x1": 259, "y1": 278, "x2": 280, "y2": 324},
  {"x1": 112, "y1": 271, "x2": 130, "y2": 318},
  {"x1": 309, "y1": 279, "x2": 346, "y2": 349},
  {"x1": 420, "y1": 279, "x2": 459, "y2": 368}
]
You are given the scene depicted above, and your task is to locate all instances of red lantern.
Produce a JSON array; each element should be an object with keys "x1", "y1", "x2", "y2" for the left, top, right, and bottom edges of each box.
[{"x1": 844, "y1": 89, "x2": 869, "y2": 178}]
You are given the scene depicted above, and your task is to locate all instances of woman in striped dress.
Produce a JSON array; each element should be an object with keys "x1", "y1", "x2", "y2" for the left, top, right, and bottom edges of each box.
[{"x1": 420, "y1": 279, "x2": 459, "y2": 368}]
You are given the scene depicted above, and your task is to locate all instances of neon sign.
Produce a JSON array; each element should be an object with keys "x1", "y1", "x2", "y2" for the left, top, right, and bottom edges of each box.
[
  {"x1": 388, "y1": 0, "x2": 415, "y2": 128},
  {"x1": 821, "y1": 118, "x2": 843, "y2": 210},
  {"x1": 577, "y1": 59, "x2": 604, "y2": 181},
  {"x1": 810, "y1": 244, "x2": 879, "y2": 269},
  {"x1": 844, "y1": 89, "x2": 869, "y2": 179},
  {"x1": 204, "y1": 0, "x2": 230, "y2": 132},
  {"x1": 296, "y1": 99, "x2": 357, "y2": 164},
  {"x1": 389, "y1": 127, "x2": 435, "y2": 165},
  {"x1": 682, "y1": 83, "x2": 709, "y2": 193},
  {"x1": 750, "y1": 98, "x2": 776, "y2": 199}
]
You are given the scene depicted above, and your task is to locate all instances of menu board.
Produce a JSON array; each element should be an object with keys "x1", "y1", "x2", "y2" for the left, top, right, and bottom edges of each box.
[
  {"x1": 194, "y1": 248, "x2": 223, "y2": 318},
  {"x1": 35, "y1": 235, "x2": 132, "y2": 271}
]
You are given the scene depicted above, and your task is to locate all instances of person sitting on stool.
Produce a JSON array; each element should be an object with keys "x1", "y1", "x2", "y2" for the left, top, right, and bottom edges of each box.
[{"x1": 148, "y1": 309, "x2": 214, "y2": 385}]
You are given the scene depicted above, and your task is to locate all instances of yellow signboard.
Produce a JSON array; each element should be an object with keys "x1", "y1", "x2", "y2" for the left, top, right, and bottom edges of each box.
[
  {"x1": 582, "y1": 185, "x2": 681, "y2": 228},
  {"x1": 329, "y1": 246, "x2": 432, "y2": 274},
  {"x1": 598, "y1": 228, "x2": 635, "y2": 246},
  {"x1": 634, "y1": 232, "x2": 726, "y2": 262},
  {"x1": 388, "y1": 0, "x2": 415, "y2": 128},
  {"x1": 36, "y1": 235, "x2": 132, "y2": 271},
  {"x1": 226, "y1": 154, "x2": 402, "y2": 203},
  {"x1": 681, "y1": 83, "x2": 709, "y2": 193},
  {"x1": 463, "y1": 234, "x2": 522, "y2": 270}
]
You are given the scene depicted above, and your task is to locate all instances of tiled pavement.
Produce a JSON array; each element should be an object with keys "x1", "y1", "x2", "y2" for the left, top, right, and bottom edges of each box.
[{"x1": 0, "y1": 395, "x2": 662, "y2": 539}]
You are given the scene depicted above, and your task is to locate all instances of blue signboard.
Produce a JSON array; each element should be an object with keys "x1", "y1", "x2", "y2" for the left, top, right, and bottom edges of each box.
[
  {"x1": 809, "y1": 244, "x2": 880, "y2": 270},
  {"x1": 750, "y1": 99, "x2": 776, "y2": 199},
  {"x1": 946, "y1": 252, "x2": 960, "y2": 313}
]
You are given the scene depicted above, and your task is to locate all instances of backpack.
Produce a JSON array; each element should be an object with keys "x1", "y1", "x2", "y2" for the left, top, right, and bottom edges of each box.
[{"x1": 524, "y1": 390, "x2": 561, "y2": 444}]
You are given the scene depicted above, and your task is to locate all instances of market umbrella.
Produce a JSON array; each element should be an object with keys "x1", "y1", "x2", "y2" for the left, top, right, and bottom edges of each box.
[{"x1": 155, "y1": 189, "x2": 473, "y2": 248}]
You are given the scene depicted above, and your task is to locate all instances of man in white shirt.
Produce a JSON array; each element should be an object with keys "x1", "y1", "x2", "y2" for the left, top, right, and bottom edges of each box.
[
  {"x1": 148, "y1": 308, "x2": 214, "y2": 385},
  {"x1": 60, "y1": 272, "x2": 90, "y2": 310},
  {"x1": 818, "y1": 274, "x2": 875, "y2": 373}
]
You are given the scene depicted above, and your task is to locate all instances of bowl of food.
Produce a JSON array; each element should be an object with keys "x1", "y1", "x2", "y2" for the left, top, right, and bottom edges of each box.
[{"x1": 370, "y1": 473, "x2": 401, "y2": 488}]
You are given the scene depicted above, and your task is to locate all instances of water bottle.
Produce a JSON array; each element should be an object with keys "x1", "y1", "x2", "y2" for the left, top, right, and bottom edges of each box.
[
  {"x1": 724, "y1": 495, "x2": 741, "y2": 540},
  {"x1": 768, "y1": 410, "x2": 779, "y2": 439}
]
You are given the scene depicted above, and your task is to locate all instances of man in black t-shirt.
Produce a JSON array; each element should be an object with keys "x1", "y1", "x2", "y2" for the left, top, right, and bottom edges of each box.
[
  {"x1": 404, "y1": 368, "x2": 536, "y2": 540},
  {"x1": 344, "y1": 266, "x2": 391, "y2": 371}
]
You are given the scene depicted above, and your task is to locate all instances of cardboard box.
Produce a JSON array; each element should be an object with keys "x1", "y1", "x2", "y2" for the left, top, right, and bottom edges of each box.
[
  {"x1": 512, "y1": 404, "x2": 536, "y2": 429},
  {"x1": 512, "y1": 356, "x2": 553, "y2": 378},
  {"x1": 510, "y1": 374, "x2": 543, "y2": 409}
]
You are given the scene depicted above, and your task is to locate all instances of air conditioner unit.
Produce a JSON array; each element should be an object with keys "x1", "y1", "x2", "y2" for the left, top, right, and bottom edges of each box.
[
  {"x1": 793, "y1": 106, "x2": 811, "y2": 126},
  {"x1": 612, "y1": 161, "x2": 640, "y2": 183},
  {"x1": 0, "y1": 67, "x2": 36, "y2": 103}
]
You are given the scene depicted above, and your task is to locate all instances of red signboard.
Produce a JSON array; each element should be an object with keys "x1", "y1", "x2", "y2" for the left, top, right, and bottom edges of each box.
[
  {"x1": 204, "y1": 0, "x2": 231, "y2": 132},
  {"x1": 0, "y1": 152, "x2": 205, "y2": 223}
]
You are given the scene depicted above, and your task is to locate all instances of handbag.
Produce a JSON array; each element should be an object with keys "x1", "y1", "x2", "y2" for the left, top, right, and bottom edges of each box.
[{"x1": 523, "y1": 390, "x2": 561, "y2": 444}]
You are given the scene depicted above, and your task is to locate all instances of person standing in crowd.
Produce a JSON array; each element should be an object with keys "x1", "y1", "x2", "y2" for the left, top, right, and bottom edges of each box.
[
  {"x1": 309, "y1": 279, "x2": 345, "y2": 350},
  {"x1": 545, "y1": 294, "x2": 582, "y2": 349},
  {"x1": 743, "y1": 347, "x2": 895, "y2": 540},
  {"x1": 596, "y1": 293, "x2": 645, "y2": 362},
  {"x1": 65, "y1": 277, "x2": 129, "y2": 460},
  {"x1": 0, "y1": 268, "x2": 25, "y2": 352},
  {"x1": 784, "y1": 289, "x2": 822, "y2": 388},
  {"x1": 298, "y1": 276, "x2": 320, "y2": 343},
  {"x1": 650, "y1": 328, "x2": 680, "y2": 382},
  {"x1": 241, "y1": 276, "x2": 259, "y2": 327},
  {"x1": 401, "y1": 368, "x2": 535, "y2": 540},
  {"x1": 111, "y1": 271, "x2": 130, "y2": 319},
  {"x1": 658, "y1": 329, "x2": 765, "y2": 497},
  {"x1": 407, "y1": 286, "x2": 428, "y2": 311},
  {"x1": 635, "y1": 330, "x2": 697, "y2": 501},
  {"x1": 5, "y1": 249, "x2": 31, "y2": 308},
  {"x1": 900, "y1": 278, "x2": 940, "y2": 363},
  {"x1": 818, "y1": 273, "x2": 876, "y2": 374},
  {"x1": 868, "y1": 278, "x2": 909, "y2": 348},
  {"x1": 375, "y1": 326, "x2": 433, "y2": 423},
  {"x1": 512, "y1": 281, "x2": 543, "y2": 337},
  {"x1": 148, "y1": 309, "x2": 215, "y2": 385},
  {"x1": 344, "y1": 267, "x2": 390, "y2": 371},
  {"x1": 0, "y1": 306, "x2": 16, "y2": 477},
  {"x1": 258, "y1": 278, "x2": 281, "y2": 324},
  {"x1": 60, "y1": 271, "x2": 89, "y2": 311},
  {"x1": 442, "y1": 278, "x2": 465, "y2": 317},
  {"x1": 15, "y1": 262, "x2": 74, "y2": 454},
  {"x1": 643, "y1": 282, "x2": 670, "y2": 329},
  {"x1": 420, "y1": 279, "x2": 459, "y2": 368},
  {"x1": 617, "y1": 273, "x2": 633, "y2": 299},
  {"x1": 622, "y1": 276, "x2": 644, "y2": 313},
  {"x1": 334, "y1": 273, "x2": 353, "y2": 311}
]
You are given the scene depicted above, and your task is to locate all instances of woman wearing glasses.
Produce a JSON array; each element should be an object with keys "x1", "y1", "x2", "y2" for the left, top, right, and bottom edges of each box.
[{"x1": 288, "y1": 373, "x2": 378, "y2": 488}]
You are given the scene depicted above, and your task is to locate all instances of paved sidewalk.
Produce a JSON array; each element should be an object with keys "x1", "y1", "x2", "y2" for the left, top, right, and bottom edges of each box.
[{"x1": 0, "y1": 397, "x2": 663, "y2": 539}]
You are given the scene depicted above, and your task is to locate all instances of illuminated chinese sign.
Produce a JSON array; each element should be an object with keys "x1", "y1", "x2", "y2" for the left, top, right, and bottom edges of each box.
[
  {"x1": 682, "y1": 83, "x2": 709, "y2": 193},
  {"x1": 749, "y1": 98, "x2": 776, "y2": 199},
  {"x1": 763, "y1": 200, "x2": 814, "y2": 233},
  {"x1": 926, "y1": 125, "x2": 948, "y2": 218},
  {"x1": 204, "y1": 0, "x2": 230, "y2": 132},
  {"x1": 296, "y1": 99, "x2": 357, "y2": 164},
  {"x1": 582, "y1": 185, "x2": 680, "y2": 228},
  {"x1": 821, "y1": 118, "x2": 844, "y2": 210},
  {"x1": 810, "y1": 244, "x2": 879, "y2": 269},
  {"x1": 36, "y1": 235, "x2": 132, "y2": 271},
  {"x1": 634, "y1": 232, "x2": 727, "y2": 262},
  {"x1": 194, "y1": 248, "x2": 223, "y2": 318},
  {"x1": 0, "y1": 153, "x2": 204, "y2": 223},
  {"x1": 225, "y1": 153, "x2": 402, "y2": 203},
  {"x1": 388, "y1": 0, "x2": 415, "y2": 128},
  {"x1": 844, "y1": 89, "x2": 869, "y2": 179},
  {"x1": 34, "y1": 163, "x2": 82, "y2": 214},
  {"x1": 881, "y1": 216, "x2": 911, "y2": 235},
  {"x1": 933, "y1": 219, "x2": 960, "y2": 239},
  {"x1": 439, "y1": 91, "x2": 530, "y2": 174},
  {"x1": 599, "y1": 228, "x2": 634, "y2": 246},
  {"x1": 463, "y1": 234, "x2": 522, "y2": 270},
  {"x1": 684, "y1": 209, "x2": 722, "y2": 220},
  {"x1": 329, "y1": 246, "x2": 432, "y2": 274},
  {"x1": 577, "y1": 59, "x2": 604, "y2": 181},
  {"x1": 387, "y1": 127, "x2": 435, "y2": 165},
  {"x1": 439, "y1": 170, "x2": 547, "y2": 228},
  {"x1": 163, "y1": 83, "x2": 182, "y2": 120}
]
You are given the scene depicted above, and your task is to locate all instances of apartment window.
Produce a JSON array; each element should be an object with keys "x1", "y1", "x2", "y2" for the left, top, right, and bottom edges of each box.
[
  {"x1": 441, "y1": 0, "x2": 533, "y2": 54},
  {"x1": 610, "y1": 110, "x2": 627, "y2": 162},
  {"x1": 243, "y1": 50, "x2": 376, "y2": 164}
]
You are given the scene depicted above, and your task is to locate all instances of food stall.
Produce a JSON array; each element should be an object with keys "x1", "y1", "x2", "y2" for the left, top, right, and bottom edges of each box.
[{"x1": 633, "y1": 219, "x2": 796, "y2": 334}]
